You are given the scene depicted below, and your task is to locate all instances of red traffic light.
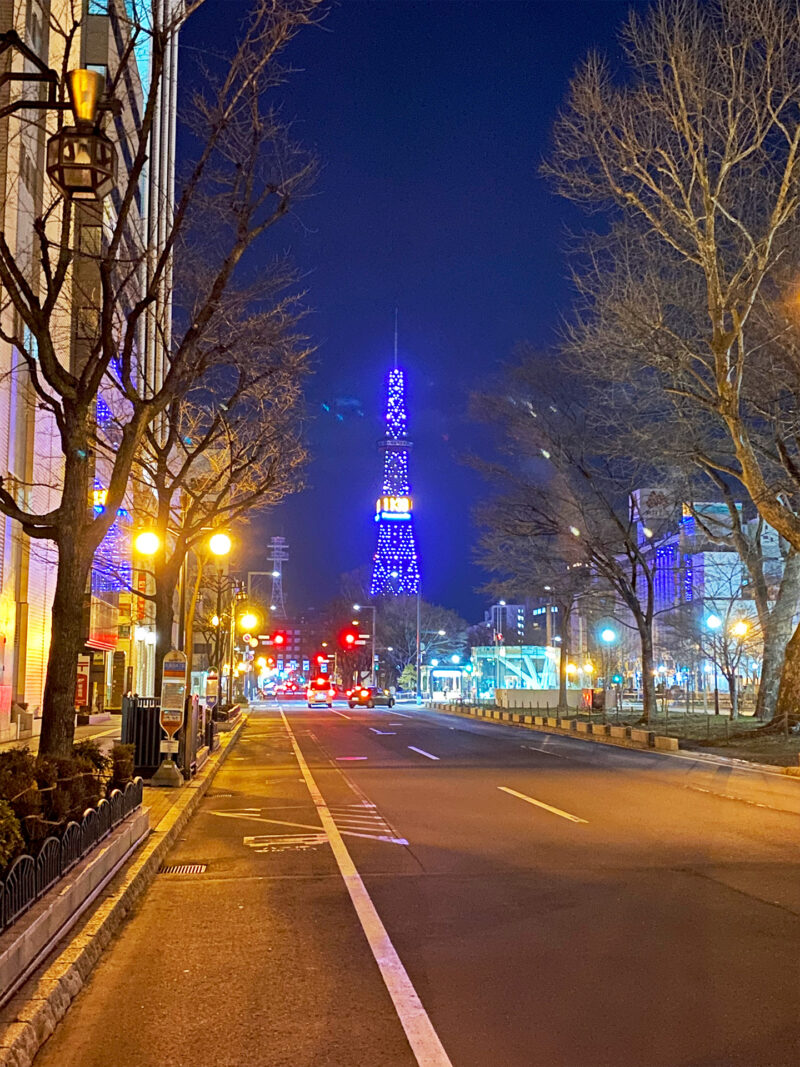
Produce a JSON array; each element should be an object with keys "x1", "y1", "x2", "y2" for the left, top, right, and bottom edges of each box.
[
  {"x1": 339, "y1": 629, "x2": 358, "y2": 648},
  {"x1": 272, "y1": 632, "x2": 286, "y2": 646}
]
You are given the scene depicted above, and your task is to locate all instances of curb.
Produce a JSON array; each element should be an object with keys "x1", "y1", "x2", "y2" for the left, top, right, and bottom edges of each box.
[
  {"x1": 431, "y1": 703, "x2": 798, "y2": 778},
  {"x1": 0, "y1": 716, "x2": 248, "y2": 1067}
]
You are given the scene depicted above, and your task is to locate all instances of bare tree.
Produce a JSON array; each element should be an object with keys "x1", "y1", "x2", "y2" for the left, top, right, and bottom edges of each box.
[
  {"x1": 128, "y1": 295, "x2": 310, "y2": 683},
  {"x1": 477, "y1": 530, "x2": 594, "y2": 711},
  {"x1": 473, "y1": 356, "x2": 684, "y2": 724},
  {"x1": 0, "y1": 0, "x2": 322, "y2": 755},
  {"x1": 544, "y1": 0, "x2": 800, "y2": 728}
]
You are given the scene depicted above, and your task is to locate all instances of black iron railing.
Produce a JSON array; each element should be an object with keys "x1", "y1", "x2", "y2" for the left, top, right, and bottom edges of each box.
[{"x1": 0, "y1": 777, "x2": 143, "y2": 931}]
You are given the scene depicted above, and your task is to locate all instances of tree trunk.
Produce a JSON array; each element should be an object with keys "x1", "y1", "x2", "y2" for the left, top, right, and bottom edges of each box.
[
  {"x1": 757, "y1": 551, "x2": 800, "y2": 720},
  {"x1": 558, "y1": 640, "x2": 568, "y2": 711},
  {"x1": 639, "y1": 624, "x2": 656, "y2": 724},
  {"x1": 770, "y1": 620, "x2": 800, "y2": 732},
  {"x1": 154, "y1": 561, "x2": 181, "y2": 688},
  {"x1": 39, "y1": 534, "x2": 94, "y2": 759}
]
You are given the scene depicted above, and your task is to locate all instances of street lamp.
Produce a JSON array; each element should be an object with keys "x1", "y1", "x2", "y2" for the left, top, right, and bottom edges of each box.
[
  {"x1": 208, "y1": 532, "x2": 232, "y2": 684},
  {"x1": 134, "y1": 529, "x2": 160, "y2": 556},
  {"x1": 599, "y1": 628, "x2": 618, "y2": 718},
  {"x1": 706, "y1": 614, "x2": 722, "y2": 715},
  {"x1": 46, "y1": 69, "x2": 116, "y2": 200},
  {"x1": 238, "y1": 611, "x2": 259, "y2": 632},
  {"x1": 353, "y1": 604, "x2": 377, "y2": 685}
]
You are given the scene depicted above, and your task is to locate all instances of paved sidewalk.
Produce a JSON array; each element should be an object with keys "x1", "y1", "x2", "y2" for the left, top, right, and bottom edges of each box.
[
  {"x1": 0, "y1": 715, "x2": 248, "y2": 1067},
  {"x1": 0, "y1": 719, "x2": 122, "y2": 754}
]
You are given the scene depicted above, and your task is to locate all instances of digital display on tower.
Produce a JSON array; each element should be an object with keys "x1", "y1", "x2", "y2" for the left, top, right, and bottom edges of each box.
[{"x1": 375, "y1": 495, "x2": 412, "y2": 520}]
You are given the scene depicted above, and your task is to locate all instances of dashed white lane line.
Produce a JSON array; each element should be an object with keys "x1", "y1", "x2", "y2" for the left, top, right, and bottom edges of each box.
[
  {"x1": 370, "y1": 728, "x2": 396, "y2": 735},
  {"x1": 337, "y1": 755, "x2": 368, "y2": 761},
  {"x1": 280, "y1": 710, "x2": 453, "y2": 1067},
  {"x1": 498, "y1": 786, "x2": 588, "y2": 824},
  {"x1": 331, "y1": 710, "x2": 351, "y2": 719},
  {"x1": 408, "y1": 746, "x2": 440, "y2": 761}
]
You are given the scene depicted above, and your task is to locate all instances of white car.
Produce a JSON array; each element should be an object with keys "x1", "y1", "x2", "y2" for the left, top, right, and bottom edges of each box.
[{"x1": 307, "y1": 679, "x2": 335, "y2": 708}]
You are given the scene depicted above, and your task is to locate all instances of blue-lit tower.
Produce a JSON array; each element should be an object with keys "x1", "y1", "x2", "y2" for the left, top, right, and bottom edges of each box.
[{"x1": 370, "y1": 356, "x2": 420, "y2": 597}]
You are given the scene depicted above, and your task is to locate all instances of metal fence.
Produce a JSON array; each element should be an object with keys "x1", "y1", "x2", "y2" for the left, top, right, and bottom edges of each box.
[{"x1": 0, "y1": 777, "x2": 143, "y2": 932}]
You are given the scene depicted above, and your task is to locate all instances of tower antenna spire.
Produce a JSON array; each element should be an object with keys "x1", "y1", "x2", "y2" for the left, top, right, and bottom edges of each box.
[{"x1": 394, "y1": 306, "x2": 398, "y2": 370}]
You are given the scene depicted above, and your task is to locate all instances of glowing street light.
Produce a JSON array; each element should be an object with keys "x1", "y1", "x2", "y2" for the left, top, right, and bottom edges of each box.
[
  {"x1": 600, "y1": 628, "x2": 617, "y2": 644},
  {"x1": 209, "y1": 532, "x2": 232, "y2": 557},
  {"x1": 706, "y1": 614, "x2": 722, "y2": 630},
  {"x1": 731, "y1": 620, "x2": 749, "y2": 638},
  {"x1": 134, "y1": 530, "x2": 160, "y2": 555},
  {"x1": 238, "y1": 612, "x2": 259, "y2": 631}
]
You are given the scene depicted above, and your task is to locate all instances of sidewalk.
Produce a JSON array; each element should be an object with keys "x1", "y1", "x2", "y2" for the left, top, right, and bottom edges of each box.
[
  {"x1": 0, "y1": 715, "x2": 248, "y2": 1067},
  {"x1": 0, "y1": 719, "x2": 122, "y2": 755}
]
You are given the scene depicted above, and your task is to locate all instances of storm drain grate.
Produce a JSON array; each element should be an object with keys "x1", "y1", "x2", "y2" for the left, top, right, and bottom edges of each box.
[{"x1": 159, "y1": 863, "x2": 207, "y2": 875}]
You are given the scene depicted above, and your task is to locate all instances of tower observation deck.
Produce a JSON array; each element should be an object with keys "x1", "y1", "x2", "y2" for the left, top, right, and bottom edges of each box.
[{"x1": 370, "y1": 366, "x2": 420, "y2": 597}]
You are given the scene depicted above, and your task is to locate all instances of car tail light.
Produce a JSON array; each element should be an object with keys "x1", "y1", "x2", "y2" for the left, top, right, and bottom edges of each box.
[{"x1": 360, "y1": 689, "x2": 369, "y2": 696}]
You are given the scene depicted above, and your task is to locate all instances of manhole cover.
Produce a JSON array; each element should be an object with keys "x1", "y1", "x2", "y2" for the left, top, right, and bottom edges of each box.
[{"x1": 159, "y1": 864, "x2": 207, "y2": 875}]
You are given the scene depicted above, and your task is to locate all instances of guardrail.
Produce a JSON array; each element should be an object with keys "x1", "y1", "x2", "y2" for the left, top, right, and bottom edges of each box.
[{"x1": 0, "y1": 777, "x2": 143, "y2": 932}]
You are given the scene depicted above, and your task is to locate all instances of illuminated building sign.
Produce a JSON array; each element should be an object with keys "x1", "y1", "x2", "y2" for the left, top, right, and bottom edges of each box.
[{"x1": 375, "y1": 495, "x2": 412, "y2": 521}]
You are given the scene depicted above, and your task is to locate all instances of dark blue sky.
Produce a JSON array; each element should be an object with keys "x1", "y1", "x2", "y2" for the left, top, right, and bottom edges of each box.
[{"x1": 180, "y1": 0, "x2": 635, "y2": 621}]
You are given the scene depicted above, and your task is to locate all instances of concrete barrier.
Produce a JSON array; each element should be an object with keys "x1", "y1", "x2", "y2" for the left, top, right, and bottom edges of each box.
[
  {"x1": 630, "y1": 728, "x2": 655, "y2": 746},
  {"x1": 654, "y1": 736, "x2": 679, "y2": 751},
  {"x1": 534, "y1": 716, "x2": 546, "y2": 726},
  {"x1": 575, "y1": 721, "x2": 591, "y2": 734},
  {"x1": 609, "y1": 725, "x2": 630, "y2": 739},
  {"x1": 0, "y1": 808, "x2": 149, "y2": 1006},
  {"x1": 546, "y1": 717, "x2": 560, "y2": 728}
]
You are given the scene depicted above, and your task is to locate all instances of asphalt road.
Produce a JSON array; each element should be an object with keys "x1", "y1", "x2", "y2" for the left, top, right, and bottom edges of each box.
[{"x1": 34, "y1": 701, "x2": 800, "y2": 1067}]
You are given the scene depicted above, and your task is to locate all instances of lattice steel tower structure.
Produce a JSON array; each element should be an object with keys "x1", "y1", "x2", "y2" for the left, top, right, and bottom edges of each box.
[
  {"x1": 268, "y1": 536, "x2": 288, "y2": 618},
  {"x1": 370, "y1": 341, "x2": 420, "y2": 597}
]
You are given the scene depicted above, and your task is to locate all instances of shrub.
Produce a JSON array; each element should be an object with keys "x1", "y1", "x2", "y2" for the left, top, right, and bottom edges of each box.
[
  {"x1": 33, "y1": 755, "x2": 103, "y2": 840},
  {"x1": 0, "y1": 748, "x2": 40, "y2": 845},
  {"x1": 107, "y1": 744, "x2": 135, "y2": 794},
  {"x1": 0, "y1": 800, "x2": 24, "y2": 869}
]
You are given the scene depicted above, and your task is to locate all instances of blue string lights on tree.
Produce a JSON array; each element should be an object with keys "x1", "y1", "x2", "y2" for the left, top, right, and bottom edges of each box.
[{"x1": 370, "y1": 367, "x2": 420, "y2": 597}]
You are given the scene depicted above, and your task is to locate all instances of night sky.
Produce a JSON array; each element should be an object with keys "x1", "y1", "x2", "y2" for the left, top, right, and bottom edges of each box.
[{"x1": 180, "y1": 0, "x2": 635, "y2": 621}]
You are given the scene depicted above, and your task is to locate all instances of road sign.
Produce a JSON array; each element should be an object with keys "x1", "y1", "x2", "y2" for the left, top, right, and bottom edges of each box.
[
  {"x1": 206, "y1": 669, "x2": 218, "y2": 701},
  {"x1": 160, "y1": 739, "x2": 180, "y2": 754},
  {"x1": 160, "y1": 650, "x2": 187, "y2": 737}
]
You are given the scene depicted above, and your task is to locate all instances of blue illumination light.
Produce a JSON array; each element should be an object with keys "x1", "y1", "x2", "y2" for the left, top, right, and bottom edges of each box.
[{"x1": 370, "y1": 367, "x2": 420, "y2": 597}]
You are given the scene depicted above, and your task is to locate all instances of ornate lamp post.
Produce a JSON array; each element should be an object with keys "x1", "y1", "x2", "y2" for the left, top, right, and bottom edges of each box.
[
  {"x1": 46, "y1": 70, "x2": 116, "y2": 200},
  {"x1": 0, "y1": 31, "x2": 118, "y2": 200}
]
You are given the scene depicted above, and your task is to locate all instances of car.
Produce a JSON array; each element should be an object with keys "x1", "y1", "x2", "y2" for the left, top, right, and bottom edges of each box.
[
  {"x1": 348, "y1": 686, "x2": 394, "y2": 709},
  {"x1": 307, "y1": 678, "x2": 335, "y2": 708}
]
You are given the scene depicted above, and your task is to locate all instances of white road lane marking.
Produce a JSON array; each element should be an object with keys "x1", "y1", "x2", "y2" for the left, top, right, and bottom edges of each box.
[
  {"x1": 522, "y1": 744, "x2": 569, "y2": 760},
  {"x1": 498, "y1": 785, "x2": 588, "y2": 824},
  {"x1": 408, "y1": 746, "x2": 439, "y2": 760},
  {"x1": 337, "y1": 755, "x2": 368, "y2": 761},
  {"x1": 331, "y1": 710, "x2": 351, "y2": 719},
  {"x1": 370, "y1": 728, "x2": 396, "y2": 735},
  {"x1": 280, "y1": 710, "x2": 453, "y2": 1067}
]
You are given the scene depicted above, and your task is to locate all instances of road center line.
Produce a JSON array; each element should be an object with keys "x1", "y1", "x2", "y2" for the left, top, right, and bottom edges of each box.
[
  {"x1": 408, "y1": 746, "x2": 440, "y2": 760},
  {"x1": 280, "y1": 710, "x2": 452, "y2": 1067},
  {"x1": 498, "y1": 786, "x2": 588, "y2": 824}
]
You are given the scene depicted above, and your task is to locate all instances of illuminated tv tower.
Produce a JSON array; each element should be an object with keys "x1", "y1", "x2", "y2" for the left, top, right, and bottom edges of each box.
[{"x1": 370, "y1": 321, "x2": 420, "y2": 597}]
